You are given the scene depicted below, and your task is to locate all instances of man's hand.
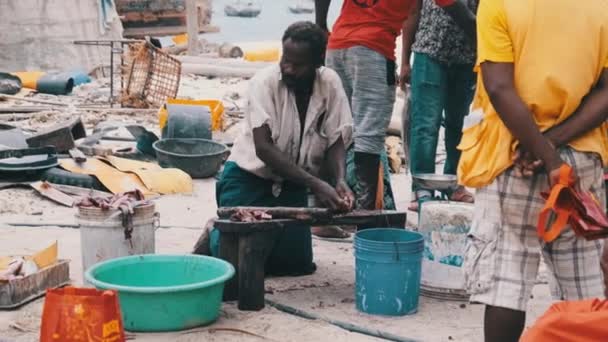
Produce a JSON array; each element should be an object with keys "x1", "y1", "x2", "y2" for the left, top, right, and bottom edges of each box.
[
  {"x1": 399, "y1": 63, "x2": 412, "y2": 91},
  {"x1": 438, "y1": 0, "x2": 476, "y2": 43},
  {"x1": 512, "y1": 146, "x2": 543, "y2": 177},
  {"x1": 335, "y1": 180, "x2": 355, "y2": 211},
  {"x1": 311, "y1": 179, "x2": 349, "y2": 212}
]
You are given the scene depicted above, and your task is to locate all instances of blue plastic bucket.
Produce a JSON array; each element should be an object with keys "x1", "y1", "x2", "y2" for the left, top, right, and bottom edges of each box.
[{"x1": 354, "y1": 228, "x2": 424, "y2": 316}]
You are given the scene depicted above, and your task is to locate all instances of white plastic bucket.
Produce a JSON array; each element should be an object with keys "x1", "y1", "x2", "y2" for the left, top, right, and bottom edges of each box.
[
  {"x1": 418, "y1": 201, "x2": 473, "y2": 301},
  {"x1": 77, "y1": 203, "x2": 158, "y2": 282}
]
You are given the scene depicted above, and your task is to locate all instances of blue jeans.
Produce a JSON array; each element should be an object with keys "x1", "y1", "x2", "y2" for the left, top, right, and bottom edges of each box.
[{"x1": 409, "y1": 52, "x2": 476, "y2": 192}]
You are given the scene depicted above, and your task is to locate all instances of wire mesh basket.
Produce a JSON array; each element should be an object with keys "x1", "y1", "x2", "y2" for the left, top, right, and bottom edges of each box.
[{"x1": 121, "y1": 41, "x2": 181, "y2": 108}]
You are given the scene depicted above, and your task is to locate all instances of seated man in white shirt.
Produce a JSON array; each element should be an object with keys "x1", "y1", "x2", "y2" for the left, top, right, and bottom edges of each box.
[{"x1": 209, "y1": 21, "x2": 355, "y2": 276}]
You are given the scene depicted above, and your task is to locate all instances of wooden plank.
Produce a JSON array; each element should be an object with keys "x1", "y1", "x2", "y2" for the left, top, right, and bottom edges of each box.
[
  {"x1": 215, "y1": 219, "x2": 291, "y2": 233},
  {"x1": 47, "y1": 183, "x2": 112, "y2": 199},
  {"x1": 122, "y1": 25, "x2": 219, "y2": 39},
  {"x1": 30, "y1": 182, "x2": 75, "y2": 207},
  {"x1": 68, "y1": 148, "x2": 87, "y2": 163},
  {"x1": 214, "y1": 211, "x2": 406, "y2": 233},
  {"x1": 0, "y1": 106, "x2": 54, "y2": 114},
  {"x1": 0, "y1": 260, "x2": 70, "y2": 310},
  {"x1": 186, "y1": 0, "x2": 200, "y2": 56},
  {"x1": 217, "y1": 208, "x2": 407, "y2": 228},
  {"x1": 0, "y1": 95, "x2": 66, "y2": 107},
  {"x1": 218, "y1": 207, "x2": 331, "y2": 220}
]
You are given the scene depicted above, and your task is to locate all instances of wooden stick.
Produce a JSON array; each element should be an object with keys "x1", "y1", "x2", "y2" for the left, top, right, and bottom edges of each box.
[
  {"x1": 217, "y1": 207, "x2": 331, "y2": 220},
  {"x1": 0, "y1": 106, "x2": 54, "y2": 113},
  {"x1": 176, "y1": 55, "x2": 271, "y2": 69},
  {"x1": 214, "y1": 211, "x2": 407, "y2": 233},
  {"x1": 181, "y1": 64, "x2": 258, "y2": 78},
  {"x1": 186, "y1": 0, "x2": 200, "y2": 56},
  {"x1": 0, "y1": 95, "x2": 67, "y2": 106},
  {"x1": 0, "y1": 96, "x2": 158, "y2": 114}
]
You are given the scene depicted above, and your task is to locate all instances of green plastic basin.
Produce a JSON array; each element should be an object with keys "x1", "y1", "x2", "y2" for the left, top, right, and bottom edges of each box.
[{"x1": 85, "y1": 254, "x2": 235, "y2": 332}]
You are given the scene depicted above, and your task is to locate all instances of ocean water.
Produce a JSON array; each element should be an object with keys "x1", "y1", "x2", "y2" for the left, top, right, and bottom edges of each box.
[{"x1": 204, "y1": 0, "x2": 342, "y2": 43}]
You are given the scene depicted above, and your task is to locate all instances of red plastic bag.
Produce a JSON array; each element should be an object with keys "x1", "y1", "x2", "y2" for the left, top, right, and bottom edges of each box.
[
  {"x1": 40, "y1": 287, "x2": 125, "y2": 342},
  {"x1": 521, "y1": 299, "x2": 608, "y2": 341}
]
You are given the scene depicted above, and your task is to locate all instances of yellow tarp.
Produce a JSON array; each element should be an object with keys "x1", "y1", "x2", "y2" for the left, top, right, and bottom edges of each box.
[
  {"x1": 100, "y1": 156, "x2": 193, "y2": 195},
  {"x1": 60, "y1": 158, "x2": 156, "y2": 197},
  {"x1": 0, "y1": 241, "x2": 58, "y2": 270},
  {"x1": 159, "y1": 98, "x2": 225, "y2": 132}
]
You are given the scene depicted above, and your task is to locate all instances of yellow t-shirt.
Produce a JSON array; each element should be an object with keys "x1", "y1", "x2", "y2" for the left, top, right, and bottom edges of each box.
[{"x1": 457, "y1": 0, "x2": 608, "y2": 188}]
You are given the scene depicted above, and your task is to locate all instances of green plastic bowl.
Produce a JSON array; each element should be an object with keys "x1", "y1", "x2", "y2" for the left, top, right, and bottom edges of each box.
[{"x1": 85, "y1": 254, "x2": 235, "y2": 332}]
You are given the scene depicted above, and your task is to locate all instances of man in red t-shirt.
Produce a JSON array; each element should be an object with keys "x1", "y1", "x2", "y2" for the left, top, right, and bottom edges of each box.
[{"x1": 315, "y1": 0, "x2": 459, "y2": 209}]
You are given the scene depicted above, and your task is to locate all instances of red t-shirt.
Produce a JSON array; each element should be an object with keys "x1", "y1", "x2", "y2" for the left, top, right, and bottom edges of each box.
[{"x1": 328, "y1": 0, "x2": 416, "y2": 61}]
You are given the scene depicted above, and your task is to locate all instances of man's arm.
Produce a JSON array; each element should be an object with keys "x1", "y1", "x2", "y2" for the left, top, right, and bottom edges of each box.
[
  {"x1": 436, "y1": 0, "x2": 476, "y2": 43},
  {"x1": 315, "y1": 0, "x2": 331, "y2": 32},
  {"x1": 481, "y1": 62, "x2": 563, "y2": 175},
  {"x1": 325, "y1": 136, "x2": 355, "y2": 209},
  {"x1": 400, "y1": 0, "x2": 422, "y2": 89},
  {"x1": 545, "y1": 70, "x2": 608, "y2": 147},
  {"x1": 326, "y1": 137, "x2": 347, "y2": 182},
  {"x1": 253, "y1": 124, "x2": 347, "y2": 211}
]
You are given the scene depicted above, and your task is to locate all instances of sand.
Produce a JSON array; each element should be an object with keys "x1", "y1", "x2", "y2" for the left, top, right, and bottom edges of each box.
[
  {"x1": 0, "y1": 66, "x2": 554, "y2": 342},
  {"x1": 0, "y1": 174, "x2": 553, "y2": 342}
]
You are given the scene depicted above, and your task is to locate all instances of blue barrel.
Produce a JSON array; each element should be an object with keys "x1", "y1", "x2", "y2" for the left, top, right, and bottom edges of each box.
[{"x1": 354, "y1": 228, "x2": 424, "y2": 316}]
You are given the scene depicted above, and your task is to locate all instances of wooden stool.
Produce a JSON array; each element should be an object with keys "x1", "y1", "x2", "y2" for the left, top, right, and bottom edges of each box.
[{"x1": 214, "y1": 208, "x2": 407, "y2": 311}]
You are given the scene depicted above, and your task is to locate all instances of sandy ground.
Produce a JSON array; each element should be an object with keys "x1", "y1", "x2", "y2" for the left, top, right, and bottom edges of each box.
[
  {"x1": 0, "y1": 174, "x2": 553, "y2": 342},
  {"x1": 0, "y1": 72, "x2": 555, "y2": 342}
]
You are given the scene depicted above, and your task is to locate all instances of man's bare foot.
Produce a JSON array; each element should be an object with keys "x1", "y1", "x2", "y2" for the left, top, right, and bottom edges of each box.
[
  {"x1": 311, "y1": 226, "x2": 350, "y2": 239},
  {"x1": 450, "y1": 186, "x2": 474, "y2": 203}
]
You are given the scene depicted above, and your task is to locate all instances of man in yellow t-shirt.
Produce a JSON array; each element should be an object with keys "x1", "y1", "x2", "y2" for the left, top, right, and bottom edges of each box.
[{"x1": 459, "y1": 0, "x2": 608, "y2": 341}]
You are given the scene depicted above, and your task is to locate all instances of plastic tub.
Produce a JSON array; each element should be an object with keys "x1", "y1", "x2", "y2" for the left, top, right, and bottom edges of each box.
[
  {"x1": 153, "y1": 138, "x2": 228, "y2": 178},
  {"x1": 85, "y1": 254, "x2": 235, "y2": 332}
]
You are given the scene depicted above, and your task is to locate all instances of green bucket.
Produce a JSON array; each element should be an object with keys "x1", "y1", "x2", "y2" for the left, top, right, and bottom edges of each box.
[{"x1": 85, "y1": 254, "x2": 235, "y2": 332}]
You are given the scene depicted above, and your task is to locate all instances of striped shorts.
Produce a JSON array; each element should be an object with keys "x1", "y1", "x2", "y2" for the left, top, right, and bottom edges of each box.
[{"x1": 464, "y1": 148, "x2": 606, "y2": 311}]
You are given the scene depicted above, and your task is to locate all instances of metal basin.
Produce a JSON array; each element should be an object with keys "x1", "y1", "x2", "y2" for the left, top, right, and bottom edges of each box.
[{"x1": 412, "y1": 173, "x2": 458, "y2": 191}]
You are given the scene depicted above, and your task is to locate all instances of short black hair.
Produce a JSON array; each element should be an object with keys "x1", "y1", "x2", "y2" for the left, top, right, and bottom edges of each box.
[{"x1": 282, "y1": 21, "x2": 327, "y2": 67}]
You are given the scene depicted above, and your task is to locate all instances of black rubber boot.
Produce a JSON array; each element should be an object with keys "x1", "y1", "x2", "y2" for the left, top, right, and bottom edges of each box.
[{"x1": 354, "y1": 151, "x2": 381, "y2": 210}]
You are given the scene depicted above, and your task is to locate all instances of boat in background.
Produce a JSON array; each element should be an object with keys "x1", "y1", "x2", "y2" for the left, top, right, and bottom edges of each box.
[
  {"x1": 288, "y1": 0, "x2": 314, "y2": 14},
  {"x1": 225, "y1": 0, "x2": 262, "y2": 18}
]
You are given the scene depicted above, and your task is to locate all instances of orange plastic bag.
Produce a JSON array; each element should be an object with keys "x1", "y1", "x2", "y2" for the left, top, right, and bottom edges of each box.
[
  {"x1": 537, "y1": 164, "x2": 608, "y2": 242},
  {"x1": 521, "y1": 299, "x2": 608, "y2": 342},
  {"x1": 40, "y1": 287, "x2": 125, "y2": 342}
]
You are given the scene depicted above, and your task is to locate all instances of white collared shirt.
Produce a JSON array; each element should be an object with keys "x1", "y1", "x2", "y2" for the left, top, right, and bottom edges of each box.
[{"x1": 229, "y1": 65, "x2": 353, "y2": 187}]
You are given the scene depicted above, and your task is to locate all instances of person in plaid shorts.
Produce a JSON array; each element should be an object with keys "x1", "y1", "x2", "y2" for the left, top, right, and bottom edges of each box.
[{"x1": 457, "y1": 0, "x2": 608, "y2": 341}]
